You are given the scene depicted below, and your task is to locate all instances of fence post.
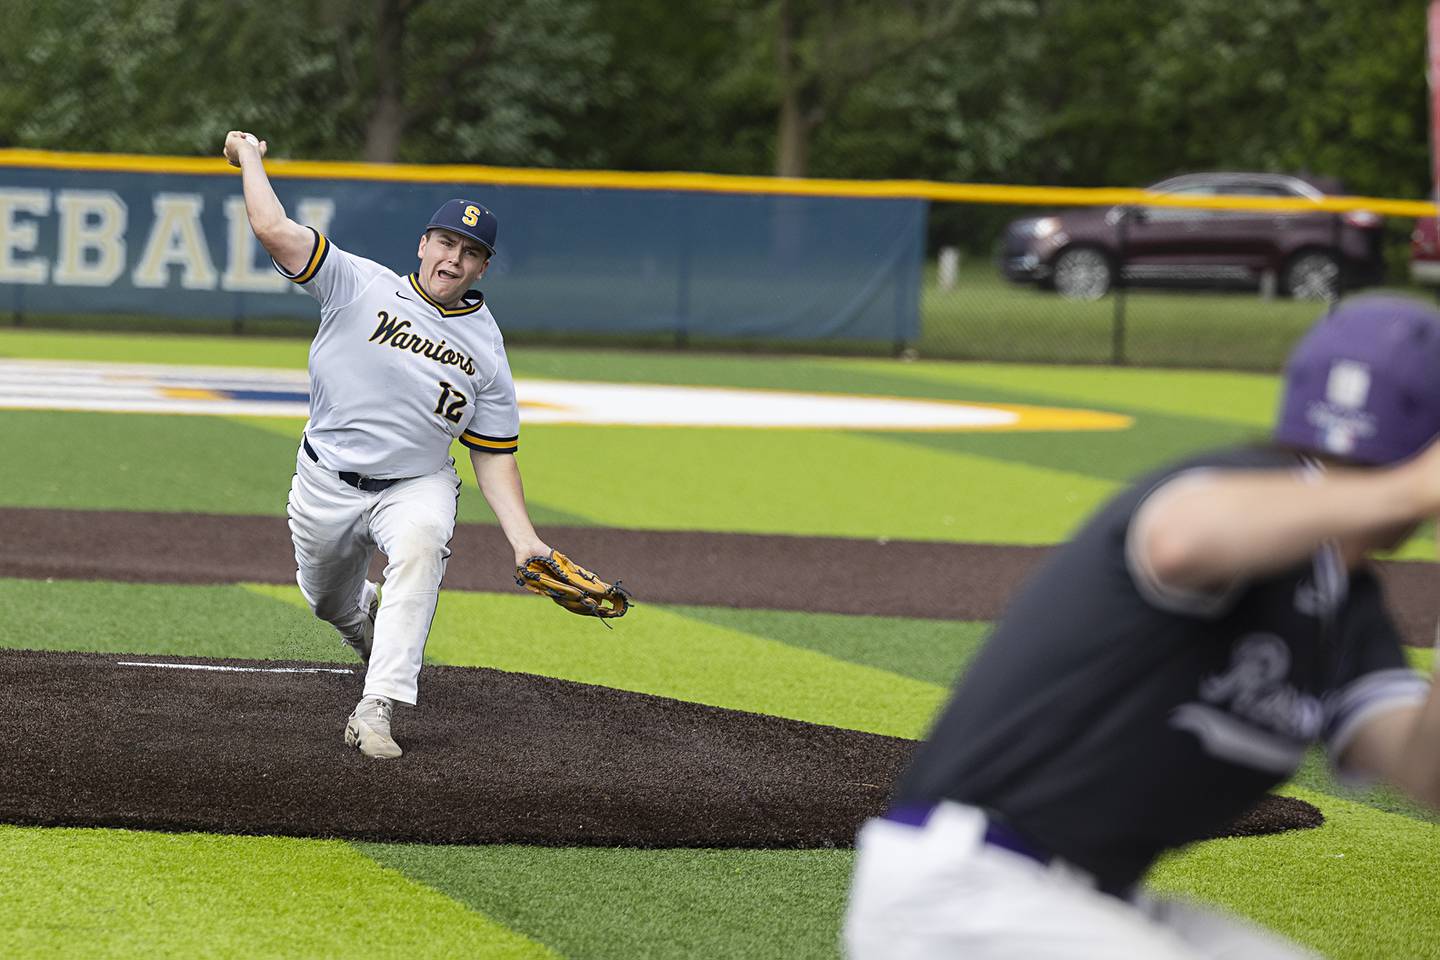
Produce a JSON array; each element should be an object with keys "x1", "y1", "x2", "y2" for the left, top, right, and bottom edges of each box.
[
  {"x1": 1331, "y1": 213, "x2": 1346, "y2": 301},
  {"x1": 1111, "y1": 208, "x2": 1129, "y2": 365},
  {"x1": 893, "y1": 253, "x2": 907, "y2": 357},
  {"x1": 894, "y1": 200, "x2": 926, "y2": 357},
  {"x1": 937, "y1": 246, "x2": 960, "y2": 290}
]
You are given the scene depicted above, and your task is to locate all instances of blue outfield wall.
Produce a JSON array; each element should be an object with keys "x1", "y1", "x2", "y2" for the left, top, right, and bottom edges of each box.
[{"x1": 0, "y1": 166, "x2": 925, "y2": 343}]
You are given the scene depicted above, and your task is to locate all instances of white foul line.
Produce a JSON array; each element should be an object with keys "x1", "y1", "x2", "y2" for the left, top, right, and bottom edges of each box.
[{"x1": 115, "y1": 660, "x2": 355, "y2": 675}]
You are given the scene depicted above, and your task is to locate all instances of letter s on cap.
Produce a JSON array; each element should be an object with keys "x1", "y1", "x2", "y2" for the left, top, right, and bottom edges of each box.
[{"x1": 462, "y1": 205, "x2": 481, "y2": 226}]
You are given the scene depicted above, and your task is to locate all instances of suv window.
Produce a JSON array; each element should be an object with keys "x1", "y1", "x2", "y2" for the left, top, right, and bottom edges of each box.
[
  {"x1": 1156, "y1": 184, "x2": 1217, "y2": 196},
  {"x1": 1144, "y1": 183, "x2": 1219, "y2": 221},
  {"x1": 1215, "y1": 183, "x2": 1295, "y2": 198}
]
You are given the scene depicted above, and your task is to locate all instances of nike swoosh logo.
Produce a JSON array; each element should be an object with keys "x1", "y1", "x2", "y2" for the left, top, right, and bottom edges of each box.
[{"x1": 395, "y1": 291, "x2": 414, "y2": 302}]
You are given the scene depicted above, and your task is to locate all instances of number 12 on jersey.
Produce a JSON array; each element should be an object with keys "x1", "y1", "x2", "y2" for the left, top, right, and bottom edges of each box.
[{"x1": 434, "y1": 381, "x2": 469, "y2": 424}]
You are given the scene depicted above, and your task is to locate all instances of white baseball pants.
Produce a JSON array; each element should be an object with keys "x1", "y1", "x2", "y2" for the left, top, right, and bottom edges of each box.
[
  {"x1": 843, "y1": 802, "x2": 1319, "y2": 960},
  {"x1": 287, "y1": 447, "x2": 460, "y2": 705}
]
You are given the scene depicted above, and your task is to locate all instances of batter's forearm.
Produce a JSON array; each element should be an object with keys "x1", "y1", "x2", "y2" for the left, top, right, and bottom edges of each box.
[
  {"x1": 1395, "y1": 689, "x2": 1440, "y2": 808},
  {"x1": 1341, "y1": 682, "x2": 1440, "y2": 810},
  {"x1": 1141, "y1": 462, "x2": 1437, "y2": 589}
]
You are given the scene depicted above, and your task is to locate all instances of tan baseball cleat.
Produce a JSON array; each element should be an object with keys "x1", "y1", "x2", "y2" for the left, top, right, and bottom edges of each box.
[{"x1": 344, "y1": 695, "x2": 402, "y2": 759}]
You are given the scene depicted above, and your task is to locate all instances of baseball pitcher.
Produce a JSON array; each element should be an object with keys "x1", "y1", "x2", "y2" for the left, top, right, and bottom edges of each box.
[{"x1": 224, "y1": 130, "x2": 558, "y2": 759}]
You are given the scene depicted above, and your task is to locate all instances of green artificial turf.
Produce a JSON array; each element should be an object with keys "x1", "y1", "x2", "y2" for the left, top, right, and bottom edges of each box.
[
  {"x1": 0, "y1": 410, "x2": 298, "y2": 514},
  {"x1": 672, "y1": 605, "x2": 989, "y2": 687},
  {"x1": 4, "y1": 575, "x2": 1440, "y2": 958},
  {"x1": 0, "y1": 825, "x2": 554, "y2": 960},
  {"x1": 1149, "y1": 789, "x2": 1440, "y2": 960},
  {"x1": 6, "y1": 327, "x2": 1430, "y2": 552},
  {"x1": 0, "y1": 579, "x2": 343, "y2": 661},
  {"x1": 5, "y1": 329, "x2": 1440, "y2": 958},
  {"x1": 0, "y1": 328, "x2": 312, "y2": 369},
  {"x1": 234, "y1": 411, "x2": 1129, "y2": 542},
  {"x1": 870, "y1": 409, "x2": 1252, "y2": 484},
  {"x1": 257, "y1": 584, "x2": 947, "y2": 739},
  {"x1": 359, "y1": 844, "x2": 853, "y2": 960},
  {"x1": 4, "y1": 576, "x2": 1431, "y2": 825},
  {"x1": 513, "y1": 423, "x2": 1121, "y2": 543},
  {"x1": 0, "y1": 407, "x2": 1122, "y2": 543},
  {"x1": 863, "y1": 358, "x2": 1280, "y2": 428},
  {"x1": 0, "y1": 408, "x2": 588, "y2": 527}
]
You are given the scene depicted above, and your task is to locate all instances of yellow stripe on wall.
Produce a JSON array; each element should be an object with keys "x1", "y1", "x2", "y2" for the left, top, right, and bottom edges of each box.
[{"x1": 0, "y1": 147, "x2": 1434, "y2": 216}]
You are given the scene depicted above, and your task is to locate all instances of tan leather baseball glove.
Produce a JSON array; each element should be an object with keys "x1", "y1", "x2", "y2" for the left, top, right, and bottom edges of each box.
[{"x1": 515, "y1": 551, "x2": 632, "y2": 621}]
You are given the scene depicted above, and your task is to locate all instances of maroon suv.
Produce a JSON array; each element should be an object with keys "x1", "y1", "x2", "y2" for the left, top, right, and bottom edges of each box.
[
  {"x1": 999, "y1": 172, "x2": 1384, "y2": 300},
  {"x1": 1411, "y1": 215, "x2": 1440, "y2": 286}
]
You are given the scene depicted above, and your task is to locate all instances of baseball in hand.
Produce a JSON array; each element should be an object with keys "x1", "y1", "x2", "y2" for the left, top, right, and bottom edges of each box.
[{"x1": 224, "y1": 131, "x2": 265, "y2": 167}]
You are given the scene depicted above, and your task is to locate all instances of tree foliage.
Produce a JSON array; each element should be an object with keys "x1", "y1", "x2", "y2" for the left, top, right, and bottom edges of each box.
[{"x1": 0, "y1": 0, "x2": 1432, "y2": 199}]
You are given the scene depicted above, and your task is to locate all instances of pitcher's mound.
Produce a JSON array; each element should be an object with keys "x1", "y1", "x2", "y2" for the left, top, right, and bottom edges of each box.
[
  {"x1": 0, "y1": 650, "x2": 1323, "y2": 847},
  {"x1": 0, "y1": 649, "x2": 910, "y2": 847}
]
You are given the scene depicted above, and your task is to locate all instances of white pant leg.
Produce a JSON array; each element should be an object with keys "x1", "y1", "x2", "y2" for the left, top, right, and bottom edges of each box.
[
  {"x1": 843, "y1": 802, "x2": 1217, "y2": 960},
  {"x1": 360, "y1": 460, "x2": 460, "y2": 705},
  {"x1": 1140, "y1": 895, "x2": 1320, "y2": 960},
  {"x1": 287, "y1": 450, "x2": 376, "y2": 644}
]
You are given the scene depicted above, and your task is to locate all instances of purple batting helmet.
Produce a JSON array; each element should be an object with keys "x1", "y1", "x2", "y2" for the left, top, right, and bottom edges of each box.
[
  {"x1": 1274, "y1": 294, "x2": 1440, "y2": 464},
  {"x1": 426, "y1": 199, "x2": 497, "y2": 255}
]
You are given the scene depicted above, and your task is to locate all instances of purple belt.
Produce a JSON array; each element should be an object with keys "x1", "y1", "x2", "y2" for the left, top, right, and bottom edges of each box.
[
  {"x1": 883, "y1": 803, "x2": 1051, "y2": 866},
  {"x1": 883, "y1": 803, "x2": 1135, "y2": 899}
]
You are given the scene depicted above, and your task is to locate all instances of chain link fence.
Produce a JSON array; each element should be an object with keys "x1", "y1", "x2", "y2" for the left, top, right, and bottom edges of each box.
[{"x1": 914, "y1": 191, "x2": 1432, "y2": 373}]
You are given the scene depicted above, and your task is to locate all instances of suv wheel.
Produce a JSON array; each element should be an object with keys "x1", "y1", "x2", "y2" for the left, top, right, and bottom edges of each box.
[
  {"x1": 1052, "y1": 247, "x2": 1113, "y2": 300},
  {"x1": 1284, "y1": 251, "x2": 1340, "y2": 301}
]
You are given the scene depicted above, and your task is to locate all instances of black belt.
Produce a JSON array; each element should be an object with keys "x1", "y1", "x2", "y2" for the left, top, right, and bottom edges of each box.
[{"x1": 303, "y1": 437, "x2": 405, "y2": 492}]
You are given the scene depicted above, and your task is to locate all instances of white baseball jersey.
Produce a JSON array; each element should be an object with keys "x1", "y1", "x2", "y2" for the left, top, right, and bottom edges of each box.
[{"x1": 276, "y1": 228, "x2": 520, "y2": 478}]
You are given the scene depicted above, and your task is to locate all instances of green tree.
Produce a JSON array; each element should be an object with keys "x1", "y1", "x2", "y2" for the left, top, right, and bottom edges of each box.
[
  {"x1": 0, "y1": 0, "x2": 361, "y2": 157},
  {"x1": 392, "y1": 0, "x2": 613, "y2": 165},
  {"x1": 0, "y1": 0, "x2": 1432, "y2": 200},
  {"x1": 1132, "y1": 0, "x2": 1430, "y2": 198},
  {"x1": 0, "y1": 0, "x2": 613, "y2": 166},
  {"x1": 570, "y1": 0, "x2": 774, "y2": 174}
]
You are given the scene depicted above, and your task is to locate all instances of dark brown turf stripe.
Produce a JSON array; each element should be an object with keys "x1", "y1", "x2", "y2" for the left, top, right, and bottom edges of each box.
[
  {"x1": 0, "y1": 649, "x2": 910, "y2": 847},
  {"x1": 0, "y1": 506, "x2": 1434, "y2": 646}
]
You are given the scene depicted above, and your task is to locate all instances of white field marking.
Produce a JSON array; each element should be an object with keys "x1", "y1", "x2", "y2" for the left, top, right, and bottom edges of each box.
[
  {"x1": 115, "y1": 660, "x2": 355, "y2": 675},
  {"x1": 0, "y1": 359, "x2": 1132, "y2": 432}
]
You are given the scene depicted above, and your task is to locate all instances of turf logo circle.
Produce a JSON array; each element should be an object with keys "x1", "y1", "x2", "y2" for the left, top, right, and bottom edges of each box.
[{"x1": 0, "y1": 360, "x2": 1133, "y2": 432}]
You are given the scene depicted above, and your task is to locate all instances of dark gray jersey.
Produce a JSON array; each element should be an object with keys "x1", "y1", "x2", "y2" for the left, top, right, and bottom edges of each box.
[{"x1": 897, "y1": 445, "x2": 1428, "y2": 891}]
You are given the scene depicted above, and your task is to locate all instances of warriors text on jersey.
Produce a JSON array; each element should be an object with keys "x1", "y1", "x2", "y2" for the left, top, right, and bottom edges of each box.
[
  {"x1": 276, "y1": 228, "x2": 519, "y2": 478},
  {"x1": 895, "y1": 445, "x2": 1429, "y2": 893}
]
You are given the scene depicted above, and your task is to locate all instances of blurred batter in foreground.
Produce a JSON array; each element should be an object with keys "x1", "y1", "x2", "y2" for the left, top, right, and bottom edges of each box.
[{"x1": 846, "y1": 294, "x2": 1440, "y2": 958}]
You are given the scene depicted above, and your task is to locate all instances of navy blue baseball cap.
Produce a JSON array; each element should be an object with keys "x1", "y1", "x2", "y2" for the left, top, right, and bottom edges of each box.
[
  {"x1": 1274, "y1": 294, "x2": 1440, "y2": 464},
  {"x1": 426, "y1": 199, "x2": 497, "y2": 255}
]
